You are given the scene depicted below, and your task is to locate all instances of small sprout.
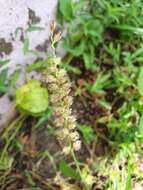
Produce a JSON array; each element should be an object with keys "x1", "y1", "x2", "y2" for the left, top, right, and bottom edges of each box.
[{"x1": 16, "y1": 80, "x2": 48, "y2": 116}]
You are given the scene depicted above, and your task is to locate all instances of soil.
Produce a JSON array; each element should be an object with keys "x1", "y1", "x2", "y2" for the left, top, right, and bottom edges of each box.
[{"x1": 0, "y1": 38, "x2": 13, "y2": 57}]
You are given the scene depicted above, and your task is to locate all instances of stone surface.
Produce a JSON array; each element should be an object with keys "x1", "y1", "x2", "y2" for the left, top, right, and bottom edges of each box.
[
  {"x1": 0, "y1": 0, "x2": 58, "y2": 74},
  {"x1": 0, "y1": 0, "x2": 58, "y2": 126}
]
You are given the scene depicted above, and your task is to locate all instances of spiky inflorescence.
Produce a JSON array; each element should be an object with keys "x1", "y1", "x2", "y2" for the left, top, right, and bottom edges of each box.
[{"x1": 42, "y1": 57, "x2": 81, "y2": 154}]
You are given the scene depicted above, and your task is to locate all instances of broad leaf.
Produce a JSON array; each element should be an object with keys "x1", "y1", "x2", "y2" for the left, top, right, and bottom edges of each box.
[{"x1": 59, "y1": 0, "x2": 73, "y2": 21}]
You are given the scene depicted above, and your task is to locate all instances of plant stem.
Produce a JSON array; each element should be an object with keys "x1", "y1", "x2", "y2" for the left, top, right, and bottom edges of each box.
[
  {"x1": 0, "y1": 114, "x2": 26, "y2": 160},
  {"x1": 71, "y1": 149, "x2": 90, "y2": 190}
]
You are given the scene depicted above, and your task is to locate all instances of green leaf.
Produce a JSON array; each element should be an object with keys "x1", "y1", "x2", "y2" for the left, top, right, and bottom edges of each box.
[
  {"x1": 89, "y1": 73, "x2": 110, "y2": 93},
  {"x1": 139, "y1": 113, "x2": 143, "y2": 135},
  {"x1": 23, "y1": 38, "x2": 29, "y2": 55},
  {"x1": 9, "y1": 69, "x2": 20, "y2": 88},
  {"x1": 63, "y1": 40, "x2": 85, "y2": 56},
  {"x1": 59, "y1": 0, "x2": 73, "y2": 21},
  {"x1": 16, "y1": 80, "x2": 48, "y2": 116},
  {"x1": 113, "y1": 24, "x2": 143, "y2": 36},
  {"x1": 0, "y1": 69, "x2": 8, "y2": 93},
  {"x1": 137, "y1": 66, "x2": 143, "y2": 96},
  {"x1": 24, "y1": 170, "x2": 36, "y2": 186},
  {"x1": 0, "y1": 155, "x2": 13, "y2": 170},
  {"x1": 83, "y1": 52, "x2": 92, "y2": 69},
  {"x1": 26, "y1": 25, "x2": 44, "y2": 32},
  {"x1": 83, "y1": 45, "x2": 95, "y2": 69},
  {"x1": 0, "y1": 69, "x2": 8, "y2": 83},
  {"x1": 78, "y1": 124, "x2": 94, "y2": 144},
  {"x1": 60, "y1": 160, "x2": 80, "y2": 179},
  {"x1": 125, "y1": 160, "x2": 133, "y2": 190},
  {"x1": 61, "y1": 64, "x2": 81, "y2": 75},
  {"x1": 0, "y1": 59, "x2": 9, "y2": 65},
  {"x1": 27, "y1": 60, "x2": 48, "y2": 72},
  {"x1": 84, "y1": 19, "x2": 103, "y2": 39},
  {"x1": 35, "y1": 108, "x2": 53, "y2": 128}
]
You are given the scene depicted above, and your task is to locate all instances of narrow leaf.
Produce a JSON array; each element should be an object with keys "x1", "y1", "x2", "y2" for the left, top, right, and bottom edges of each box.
[
  {"x1": 27, "y1": 60, "x2": 48, "y2": 72},
  {"x1": 23, "y1": 38, "x2": 29, "y2": 55},
  {"x1": 26, "y1": 25, "x2": 44, "y2": 32},
  {"x1": 137, "y1": 66, "x2": 143, "y2": 96},
  {"x1": 0, "y1": 59, "x2": 9, "y2": 65},
  {"x1": 139, "y1": 113, "x2": 143, "y2": 135},
  {"x1": 60, "y1": 160, "x2": 80, "y2": 179}
]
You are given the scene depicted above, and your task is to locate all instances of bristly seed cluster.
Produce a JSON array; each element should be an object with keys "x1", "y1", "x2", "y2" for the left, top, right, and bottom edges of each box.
[{"x1": 42, "y1": 57, "x2": 81, "y2": 154}]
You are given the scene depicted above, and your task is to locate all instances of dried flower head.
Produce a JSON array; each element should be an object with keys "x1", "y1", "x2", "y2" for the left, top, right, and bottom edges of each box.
[
  {"x1": 43, "y1": 57, "x2": 81, "y2": 154},
  {"x1": 54, "y1": 32, "x2": 62, "y2": 43},
  {"x1": 50, "y1": 20, "x2": 56, "y2": 33}
]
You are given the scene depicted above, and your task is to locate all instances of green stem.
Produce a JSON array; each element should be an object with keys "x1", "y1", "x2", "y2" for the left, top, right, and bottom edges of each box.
[
  {"x1": 2, "y1": 114, "x2": 24, "y2": 139},
  {"x1": 71, "y1": 149, "x2": 90, "y2": 190},
  {"x1": 0, "y1": 114, "x2": 26, "y2": 160},
  {"x1": 71, "y1": 149, "x2": 82, "y2": 177},
  {"x1": 42, "y1": 150, "x2": 57, "y2": 173}
]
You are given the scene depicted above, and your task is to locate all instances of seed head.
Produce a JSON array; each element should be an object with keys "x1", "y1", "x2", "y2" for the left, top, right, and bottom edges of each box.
[{"x1": 43, "y1": 57, "x2": 81, "y2": 153}]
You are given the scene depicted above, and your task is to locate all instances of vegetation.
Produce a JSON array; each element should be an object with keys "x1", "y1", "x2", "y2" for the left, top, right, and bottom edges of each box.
[{"x1": 0, "y1": 0, "x2": 143, "y2": 189}]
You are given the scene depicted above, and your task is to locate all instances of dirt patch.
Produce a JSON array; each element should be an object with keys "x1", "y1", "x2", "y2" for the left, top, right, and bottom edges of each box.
[
  {"x1": 28, "y1": 8, "x2": 41, "y2": 25},
  {"x1": 36, "y1": 39, "x2": 50, "y2": 52},
  {"x1": 0, "y1": 38, "x2": 13, "y2": 57}
]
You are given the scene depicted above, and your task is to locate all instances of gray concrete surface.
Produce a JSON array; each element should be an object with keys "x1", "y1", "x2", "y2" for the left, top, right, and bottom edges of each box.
[{"x1": 0, "y1": 0, "x2": 58, "y2": 126}]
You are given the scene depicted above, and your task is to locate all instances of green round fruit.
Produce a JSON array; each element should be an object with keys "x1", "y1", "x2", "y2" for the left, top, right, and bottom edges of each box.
[{"x1": 16, "y1": 80, "x2": 48, "y2": 116}]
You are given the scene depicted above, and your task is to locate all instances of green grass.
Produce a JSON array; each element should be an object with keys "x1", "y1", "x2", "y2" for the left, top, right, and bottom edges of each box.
[{"x1": 58, "y1": 0, "x2": 143, "y2": 189}]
